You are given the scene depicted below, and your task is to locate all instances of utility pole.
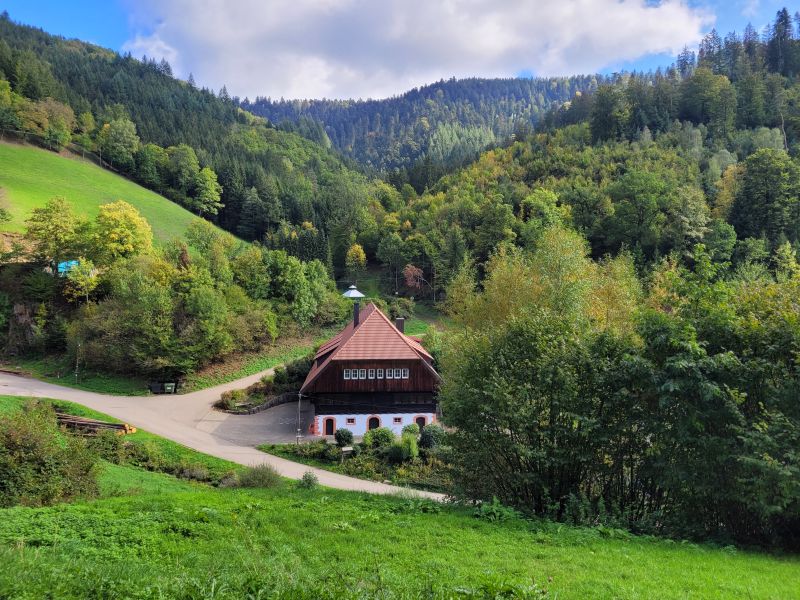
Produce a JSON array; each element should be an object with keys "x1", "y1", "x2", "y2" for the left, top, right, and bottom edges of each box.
[{"x1": 296, "y1": 392, "x2": 302, "y2": 445}]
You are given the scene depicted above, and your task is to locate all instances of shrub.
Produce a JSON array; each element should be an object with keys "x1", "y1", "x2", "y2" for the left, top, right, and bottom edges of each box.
[
  {"x1": 387, "y1": 296, "x2": 415, "y2": 319},
  {"x1": 388, "y1": 434, "x2": 419, "y2": 464},
  {"x1": 179, "y1": 463, "x2": 211, "y2": 482},
  {"x1": 125, "y1": 440, "x2": 167, "y2": 471},
  {"x1": 323, "y1": 444, "x2": 342, "y2": 462},
  {"x1": 474, "y1": 497, "x2": 522, "y2": 523},
  {"x1": 298, "y1": 471, "x2": 319, "y2": 490},
  {"x1": 402, "y1": 423, "x2": 420, "y2": 437},
  {"x1": 88, "y1": 429, "x2": 127, "y2": 464},
  {"x1": 218, "y1": 470, "x2": 240, "y2": 488},
  {"x1": 0, "y1": 401, "x2": 99, "y2": 507},
  {"x1": 238, "y1": 464, "x2": 282, "y2": 488},
  {"x1": 363, "y1": 427, "x2": 395, "y2": 449},
  {"x1": 387, "y1": 443, "x2": 405, "y2": 464},
  {"x1": 334, "y1": 428, "x2": 353, "y2": 447},
  {"x1": 401, "y1": 433, "x2": 419, "y2": 461},
  {"x1": 217, "y1": 389, "x2": 247, "y2": 411},
  {"x1": 419, "y1": 423, "x2": 445, "y2": 449}
]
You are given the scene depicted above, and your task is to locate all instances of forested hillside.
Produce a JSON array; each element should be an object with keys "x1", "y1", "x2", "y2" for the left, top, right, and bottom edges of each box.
[
  {"x1": 413, "y1": 9, "x2": 800, "y2": 549},
  {"x1": 0, "y1": 13, "x2": 378, "y2": 257},
  {"x1": 243, "y1": 76, "x2": 601, "y2": 188}
]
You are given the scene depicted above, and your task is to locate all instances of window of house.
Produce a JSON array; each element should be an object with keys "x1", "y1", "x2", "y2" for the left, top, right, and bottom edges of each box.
[
  {"x1": 394, "y1": 368, "x2": 402, "y2": 379},
  {"x1": 346, "y1": 417, "x2": 356, "y2": 425},
  {"x1": 368, "y1": 369, "x2": 375, "y2": 379},
  {"x1": 402, "y1": 368, "x2": 409, "y2": 379},
  {"x1": 343, "y1": 369, "x2": 351, "y2": 380},
  {"x1": 359, "y1": 369, "x2": 366, "y2": 379},
  {"x1": 386, "y1": 369, "x2": 393, "y2": 379},
  {"x1": 393, "y1": 417, "x2": 402, "y2": 424},
  {"x1": 377, "y1": 368, "x2": 384, "y2": 379}
]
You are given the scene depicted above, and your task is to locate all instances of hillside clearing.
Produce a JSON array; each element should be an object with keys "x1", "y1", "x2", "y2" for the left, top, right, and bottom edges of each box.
[{"x1": 0, "y1": 142, "x2": 222, "y2": 242}]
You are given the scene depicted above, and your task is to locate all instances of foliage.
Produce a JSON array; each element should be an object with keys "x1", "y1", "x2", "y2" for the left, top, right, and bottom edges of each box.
[
  {"x1": 334, "y1": 428, "x2": 353, "y2": 448},
  {"x1": 245, "y1": 76, "x2": 599, "y2": 181},
  {"x1": 362, "y1": 426, "x2": 395, "y2": 449},
  {"x1": 401, "y1": 423, "x2": 420, "y2": 437},
  {"x1": 297, "y1": 471, "x2": 319, "y2": 490},
  {"x1": 0, "y1": 400, "x2": 98, "y2": 507},
  {"x1": 237, "y1": 464, "x2": 283, "y2": 489},
  {"x1": 440, "y1": 236, "x2": 800, "y2": 548},
  {"x1": 419, "y1": 423, "x2": 446, "y2": 449}
]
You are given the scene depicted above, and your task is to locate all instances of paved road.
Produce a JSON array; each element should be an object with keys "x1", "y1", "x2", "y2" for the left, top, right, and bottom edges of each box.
[{"x1": 0, "y1": 370, "x2": 443, "y2": 500}]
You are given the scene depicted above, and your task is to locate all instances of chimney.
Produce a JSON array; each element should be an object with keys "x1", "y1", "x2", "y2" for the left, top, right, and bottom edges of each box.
[
  {"x1": 395, "y1": 317, "x2": 405, "y2": 333},
  {"x1": 354, "y1": 301, "x2": 360, "y2": 327}
]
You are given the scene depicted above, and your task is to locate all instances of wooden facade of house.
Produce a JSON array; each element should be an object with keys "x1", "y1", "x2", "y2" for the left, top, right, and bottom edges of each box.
[{"x1": 300, "y1": 302, "x2": 441, "y2": 436}]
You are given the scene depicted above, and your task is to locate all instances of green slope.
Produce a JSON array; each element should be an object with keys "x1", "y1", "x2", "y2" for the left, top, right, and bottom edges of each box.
[
  {"x1": 0, "y1": 142, "x2": 217, "y2": 242},
  {"x1": 1, "y1": 396, "x2": 799, "y2": 599}
]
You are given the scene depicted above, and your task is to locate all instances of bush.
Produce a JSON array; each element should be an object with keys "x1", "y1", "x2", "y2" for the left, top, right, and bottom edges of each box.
[
  {"x1": 125, "y1": 440, "x2": 167, "y2": 472},
  {"x1": 218, "y1": 470, "x2": 240, "y2": 488},
  {"x1": 334, "y1": 428, "x2": 353, "y2": 447},
  {"x1": 179, "y1": 463, "x2": 211, "y2": 482},
  {"x1": 238, "y1": 464, "x2": 282, "y2": 488},
  {"x1": 216, "y1": 389, "x2": 246, "y2": 411},
  {"x1": 388, "y1": 434, "x2": 419, "y2": 464},
  {"x1": 387, "y1": 443, "x2": 406, "y2": 464},
  {"x1": 0, "y1": 401, "x2": 99, "y2": 507},
  {"x1": 402, "y1": 423, "x2": 420, "y2": 437},
  {"x1": 298, "y1": 471, "x2": 319, "y2": 490},
  {"x1": 474, "y1": 497, "x2": 522, "y2": 523},
  {"x1": 401, "y1": 433, "x2": 419, "y2": 461},
  {"x1": 273, "y1": 354, "x2": 314, "y2": 393},
  {"x1": 88, "y1": 429, "x2": 127, "y2": 464},
  {"x1": 419, "y1": 423, "x2": 445, "y2": 449},
  {"x1": 387, "y1": 296, "x2": 415, "y2": 319},
  {"x1": 363, "y1": 427, "x2": 395, "y2": 449}
]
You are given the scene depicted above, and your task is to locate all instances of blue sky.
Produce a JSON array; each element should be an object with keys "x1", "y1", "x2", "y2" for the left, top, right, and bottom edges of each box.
[{"x1": 1, "y1": 1, "x2": 792, "y2": 99}]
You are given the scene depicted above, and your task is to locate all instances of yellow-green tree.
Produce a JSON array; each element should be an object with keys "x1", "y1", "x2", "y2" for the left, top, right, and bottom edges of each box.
[
  {"x1": 64, "y1": 258, "x2": 98, "y2": 303},
  {"x1": 24, "y1": 196, "x2": 83, "y2": 272},
  {"x1": 92, "y1": 201, "x2": 153, "y2": 265},
  {"x1": 345, "y1": 243, "x2": 367, "y2": 284}
]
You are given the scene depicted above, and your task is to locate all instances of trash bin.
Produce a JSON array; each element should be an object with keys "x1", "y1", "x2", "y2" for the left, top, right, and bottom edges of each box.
[
  {"x1": 162, "y1": 382, "x2": 176, "y2": 394},
  {"x1": 149, "y1": 382, "x2": 163, "y2": 394}
]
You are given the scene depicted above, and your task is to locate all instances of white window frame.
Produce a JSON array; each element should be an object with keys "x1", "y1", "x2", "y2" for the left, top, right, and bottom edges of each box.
[
  {"x1": 359, "y1": 369, "x2": 367, "y2": 379},
  {"x1": 343, "y1": 369, "x2": 351, "y2": 380},
  {"x1": 377, "y1": 368, "x2": 384, "y2": 379},
  {"x1": 386, "y1": 368, "x2": 393, "y2": 379},
  {"x1": 402, "y1": 368, "x2": 409, "y2": 379},
  {"x1": 368, "y1": 369, "x2": 375, "y2": 379},
  {"x1": 394, "y1": 368, "x2": 402, "y2": 379}
]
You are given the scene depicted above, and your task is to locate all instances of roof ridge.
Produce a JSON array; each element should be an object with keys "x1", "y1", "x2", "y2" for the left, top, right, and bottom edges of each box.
[{"x1": 330, "y1": 303, "x2": 381, "y2": 360}]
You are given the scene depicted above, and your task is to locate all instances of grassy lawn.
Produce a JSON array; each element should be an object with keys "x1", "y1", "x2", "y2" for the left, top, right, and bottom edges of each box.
[
  {"x1": 1, "y1": 398, "x2": 799, "y2": 598},
  {"x1": 0, "y1": 141, "x2": 224, "y2": 243}
]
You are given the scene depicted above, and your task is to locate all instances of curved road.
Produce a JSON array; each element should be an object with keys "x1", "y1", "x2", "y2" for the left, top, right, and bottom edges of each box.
[{"x1": 0, "y1": 369, "x2": 443, "y2": 500}]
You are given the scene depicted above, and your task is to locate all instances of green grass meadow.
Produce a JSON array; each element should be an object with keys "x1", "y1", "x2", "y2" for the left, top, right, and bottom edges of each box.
[
  {"x1": 0, "y1": 396, "x2": 798, "y2": 599},
  {"x1": 0, "y1": 142, "x2": 218, "y2": 242}
]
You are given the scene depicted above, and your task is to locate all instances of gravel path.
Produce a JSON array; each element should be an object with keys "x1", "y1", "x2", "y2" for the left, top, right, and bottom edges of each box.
[{"x1": 0, "y1": 370, "x2": 443, "y2": 500}]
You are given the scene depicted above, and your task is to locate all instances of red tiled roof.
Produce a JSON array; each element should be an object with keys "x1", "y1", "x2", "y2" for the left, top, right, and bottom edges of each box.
[{"x1": 300, "y1": 302, "x2": 437, "y2": 393}]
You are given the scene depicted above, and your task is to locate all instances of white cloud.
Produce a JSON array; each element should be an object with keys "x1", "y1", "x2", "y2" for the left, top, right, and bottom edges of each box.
[{"x1": 122, "y1": 0, "x2": 714, "y2": 100}]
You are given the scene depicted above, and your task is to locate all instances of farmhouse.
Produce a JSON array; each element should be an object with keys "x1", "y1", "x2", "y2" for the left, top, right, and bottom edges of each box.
[{"x1": 300, "y1": 291, "x2": 441, "y2": 436}]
